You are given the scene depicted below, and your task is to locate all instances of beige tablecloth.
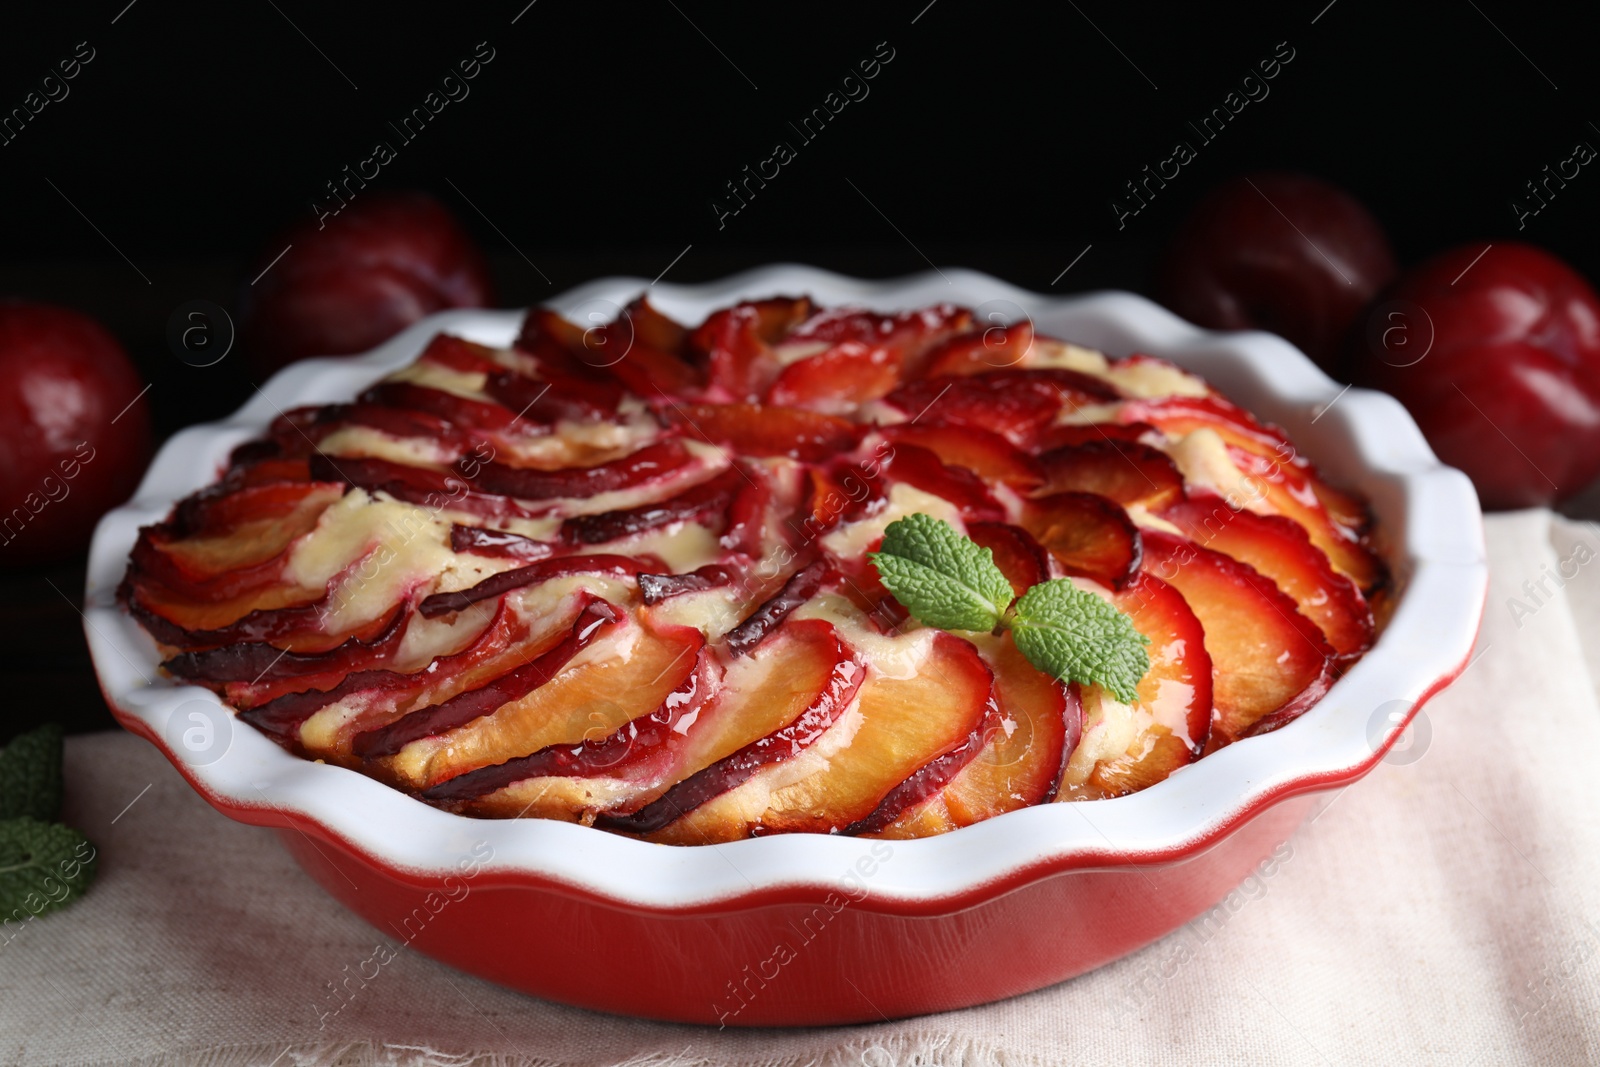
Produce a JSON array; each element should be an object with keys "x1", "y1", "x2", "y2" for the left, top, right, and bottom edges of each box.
[{"x1": 4, "y1": 512, "x2": 1600, "y2": 1066}]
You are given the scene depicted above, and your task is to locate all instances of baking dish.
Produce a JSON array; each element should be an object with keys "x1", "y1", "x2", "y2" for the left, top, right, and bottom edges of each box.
[{"x1": 84, "y1": 265, "x2": 1486, "y2": 1025}]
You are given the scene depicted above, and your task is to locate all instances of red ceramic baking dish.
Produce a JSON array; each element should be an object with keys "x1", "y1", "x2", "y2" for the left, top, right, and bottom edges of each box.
[{"x1": 84, "y1": 265, "x2": 1487, "y2": 1026}]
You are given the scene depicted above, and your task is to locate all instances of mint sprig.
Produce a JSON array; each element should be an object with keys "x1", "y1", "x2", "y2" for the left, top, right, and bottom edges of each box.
[
  {"x1": 1010, "y1": 579, "x2": 1151, "y2": 704},
  {"x1": 0, "y1": 725, "x2": 97, "y2": 922},
  {"x1": 0, "y1": 723, "x2": 64, "y2": 822},
  {"x1": 0, "y1": 819, "x2": 97, "y2": 920},
  {"x1": 870, "y1": 514, "x2": 1150, "y2": 703},
  {"x1": 870, "y1": 512, "x2": 1014, "y2": 632}
]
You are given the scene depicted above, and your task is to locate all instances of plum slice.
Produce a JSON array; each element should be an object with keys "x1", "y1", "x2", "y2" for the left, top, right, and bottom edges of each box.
[
  {"x1": 1035, "y1": 420, "x2": 1156, "y2": 452},
  {"x1": 420, "y1": 645, "x2": 721, "y2": 808},
  {"x1": 309, "y1": 452, "x2": 458, "y2": 498},
  {"x1": 881, "y1": 444, "x2": 1005, "y2": 522},
  {"x1": 352, "y1": 596, "x2": 623, "y2": 759},
  {"x1": 258, "y1": 406, "x2": 329, "y2": 458},
  {"x1": 314, "y1": 402, "x2": 473, "y2": 453},
  {"x1": 1141, "y1": 531, "x2": 1332, "y2": 745},
  {"x1": 723, "y1": 559, "x2": 831, "y2": 657},
  {"x1": 391, "y1": 610, "x2": 706, "y2": 788},
  {"x1": 878, "y1": 424, "x2": 1042, "y2": 490},
  {"x1": 766, "y1": 340, "x2": 903, "y2": 412},
  {"x1": 448, "y1": 523, "x2": 554, "y2": 561},
  {"x1": 482, "y1": 367, "x2": 622, "y2": 425},
  {"x1": 169, "y1": 479, "x2": 343, "y2": 542},
  {"x1": 884, "y1": 369, "x2": 1119, "y2": 446},
  {"x1": 1036, "y1": 439, "x2": 1185, "y2": 512},
  {"x1": 418, "y1": 554, "x2": 649, "y2": 618},
  {"x1": 786, "y1": 303, "x2": 974, "y2": 379},
  {"x1": 416, "y1": 332, "x2": 504, "y2": 375},
  {"x1": 965, "y1": 521, "x2": 1051, "y2": 598},
  {"x1": 306, "y1": 454, "x2": 543, "y2": 521},
  {"x1": 122, "y1": 578, "x2": 316, "y2": 649},
  {"x1": 628, "y1": 295, "x2": 691, "y2": 355},
  {"x1": 1118, "y1": 395, "x2": 1381, "y2": 589},
  {"x1": 1020, "y1": 491, "x2": 1142, "y2": 588},
  {"x1": 878, "y1": 636, "x2": 1075, "y2": 836},
  {"x1": 120, "y1": 537, "x2": 416, "y2": 655},
  {"x1": 130, "y1": 482, "x2": 346, "y2": 602},
  {"x1": 219, "y1": 615, "x2": 478, "y2": 712},
  {"x1": 945, "y1": 642, "x2": 1078, "y2": 819},
  {"x1": 560, "y1": 466, "x2": 742, "y2": 545},
  {"x1": 842, "y1": 691, "x2": 1002, "y2": 837},
  {"x1": 1118, "y1": 394, "x2": 1290, "y2": 455},
  {"x1": 587, "y1": 621, "x2": 866, "y2": 833},
  {"x1": 1058, "y1": 572, "x2": 1214, "y2": 799},
  {"x1": 691, "y1": 297, "x2": 815, "y2": 400},
  {"x1": 162, "y1": 601, "x2": 410, "y2": 683},
  {"x1": 820, "y1": 454, "x2": 890, "y2": 525},
  {"x1": 720, "y1": 467, "x2": 774, "y2": 558},
  {"x1": 466, "y1": 438, "x2": 693, "y2": 500},
  {"x1": 517, "y1": 300, "x2": 702, "y2": 399},
  {"x1": 921, "y1": 321, "x2": 1035, "y2": 377},
  {"x1": 1225, "y1": 444, "x2": 1384, "y2": 593},
  {"x1": 661, "y1": 402, "x2": 857, "y2": 462},
  {"x1": 217, "y1": 450, "x2": 316, "y2": 490},
  {"x1": 637, "y1": 564, "x2": 734, "y2": 605},
  {"x1": 514, "y1": 306, "x2": 598, "y2": 376},
  {"x1": 592, "y1": 331, "x2": 702, "y2": 400},
  {"x1": 579, "y1": 300, "x2": 702, "y2": 398},
  {"x1": 1113, "y1": 573, "x2": 1213, "y2": 757},
  {"x1": 789, "y1": 466, "x2": 854, "y2": 543},
  {"x1": 828, "y1": 545, "x2": 908, "y2": 635},
  {"x1": 1162, "y1": 495, "x2": 1374, "y2": 660},
  {"x1": 655, "y1": 630, "x2": 995, "y2": 841},
  {"x1": 236, "y1": 596, "x2": 538, "y2": 737},
  {"x1": 360, "y1": 380, "x2": 518, "y2": 433}
]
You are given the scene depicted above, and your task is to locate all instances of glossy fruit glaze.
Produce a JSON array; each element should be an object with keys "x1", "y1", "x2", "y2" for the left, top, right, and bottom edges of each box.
[{"x1": 120, "y1": 297, "x2": 1385, "y2": 843}]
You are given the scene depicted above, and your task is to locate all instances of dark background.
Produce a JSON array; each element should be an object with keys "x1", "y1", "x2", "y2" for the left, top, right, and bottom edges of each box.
[{"x1": 2, "y1": 0, "x2": 1595, "y2": 736}]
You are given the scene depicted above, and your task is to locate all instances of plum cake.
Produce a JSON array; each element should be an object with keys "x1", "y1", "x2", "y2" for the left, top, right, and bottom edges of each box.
[{"x1": 121, "y1": 297, "x2": 1383, "y2": 843}]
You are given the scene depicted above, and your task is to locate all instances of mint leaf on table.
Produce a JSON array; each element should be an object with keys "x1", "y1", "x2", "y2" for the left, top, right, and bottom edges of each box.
[
  {"x1": 0, "y1": 723, "x2": 64, "y2": 822},
  {"x1": 869, "y1": 514, "x2": 1151, "y2": 702},
  {"x1": 1010, "y1": 579, "x2": 1150, "y2": 704},
  {"x1": 0, "y1": 726, "x2": 98, "y2": 922},
  {"x1": 868, "y1": 512, "x2": 1015, "y2": 632},
  {"x1": 0, "y1": 818, "x2": 97, "y2": 920}
]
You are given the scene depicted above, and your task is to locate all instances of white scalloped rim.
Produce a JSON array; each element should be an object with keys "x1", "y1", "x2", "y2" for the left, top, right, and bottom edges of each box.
[{"x1": 83, "y1": 265, "x2": 1487, "y2": 910}]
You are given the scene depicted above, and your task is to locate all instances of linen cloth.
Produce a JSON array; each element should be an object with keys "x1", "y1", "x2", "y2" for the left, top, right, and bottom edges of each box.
[{"x1": 3, "y1": 511, "x2": 1599, "y2": 1067}]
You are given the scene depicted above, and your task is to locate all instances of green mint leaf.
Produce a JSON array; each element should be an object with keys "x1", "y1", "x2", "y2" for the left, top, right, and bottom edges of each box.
[
  {"x1": 1010, "y1": 579, "x2": 1151, "y2": 703},
  {"x1": 0, "y1": 724, "x2": 64, "y2": 822},
  {"x1": 869, "y1": 513, "x2": 1015, "y2": 632},
  {"x1": 0, "y1": 818, "x2": 97, "y2": 920}
]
